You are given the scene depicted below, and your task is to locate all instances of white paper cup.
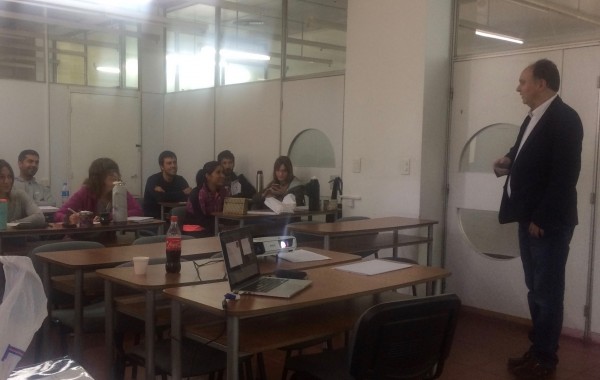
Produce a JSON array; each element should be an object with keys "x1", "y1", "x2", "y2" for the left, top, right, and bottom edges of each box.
[{"x1": 132, "y1": 256, "x2": 150, "y2": 275}]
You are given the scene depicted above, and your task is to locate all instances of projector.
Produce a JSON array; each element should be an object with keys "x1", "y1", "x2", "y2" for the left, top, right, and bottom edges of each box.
[{"x1": 253, "y1": 236, "x2": 297, "y2": 256}]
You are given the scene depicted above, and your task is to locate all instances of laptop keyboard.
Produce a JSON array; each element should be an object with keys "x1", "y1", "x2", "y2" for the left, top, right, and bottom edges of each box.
[{"x1": 241, "y1": 277, "x2": 288, "y2": 293}]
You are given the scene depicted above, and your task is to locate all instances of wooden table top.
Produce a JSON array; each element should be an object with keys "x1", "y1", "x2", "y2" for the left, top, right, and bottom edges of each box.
[
  {"x1": 213, "y1": 209, "x2": 336, "y2": 221},
  {"x1": 286, "y1": 216, "x2": 438, "y2": 236},
  {"x1": 35, "y1": 236, "x2": 222, "y2": 269},
  {"x1": 96, "y1": 248, "x2": 361, "y2": 290},
  {"x1": 0, "y1": 219, "x2": 164, "y2": 237},
  {"x1": 164, "y1": 263, "x2": 450, "y2": 318}
]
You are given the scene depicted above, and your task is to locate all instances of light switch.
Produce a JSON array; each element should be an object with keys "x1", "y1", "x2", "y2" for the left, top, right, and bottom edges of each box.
[
  {"x1": 400, "y1": 158, "x2": 410, "y2": 175},
  {"x1": 352, "y1": 158, "x2": 361, "y2": 173}
]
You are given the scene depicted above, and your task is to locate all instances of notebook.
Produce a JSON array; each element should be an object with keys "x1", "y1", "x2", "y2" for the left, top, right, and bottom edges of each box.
[{"x1": 219, "y1": 227, "x2": 312, "y2": 298}]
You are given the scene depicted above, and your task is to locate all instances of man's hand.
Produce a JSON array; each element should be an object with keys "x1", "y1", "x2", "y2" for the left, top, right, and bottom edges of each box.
[
  {"x1": 493, "y1": 156, "x2": 512, "y2": 177},
  {"x1": 529, "y1": 222, "x2": 544, "y2": 238},
  {"x1": 154, "y1": 186, "x2": 165, "y2": 193},
  {"x1": 183, "y1": 187, "x2": 192, "y2": 195}
]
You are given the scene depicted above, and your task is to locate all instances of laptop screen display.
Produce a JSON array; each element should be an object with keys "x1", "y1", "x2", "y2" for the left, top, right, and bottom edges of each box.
[{"x1": 220, "y1": 227, "x2": 261, "y2": 288}]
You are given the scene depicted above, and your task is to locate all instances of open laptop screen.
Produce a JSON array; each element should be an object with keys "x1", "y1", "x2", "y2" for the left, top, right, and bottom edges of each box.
[{"x1": 219, "y1": 227, "x2": 261, "y2": 288}]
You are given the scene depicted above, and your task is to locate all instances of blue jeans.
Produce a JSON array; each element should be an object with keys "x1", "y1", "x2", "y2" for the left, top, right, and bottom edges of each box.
[{"x1": 518, "y1": 222, "x2": 574, "y2": 369}]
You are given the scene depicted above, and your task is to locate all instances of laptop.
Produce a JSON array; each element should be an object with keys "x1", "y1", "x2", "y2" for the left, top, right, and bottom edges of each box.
[{"x1": 219, "y1": 227, "x2": 312, "y2": 298}]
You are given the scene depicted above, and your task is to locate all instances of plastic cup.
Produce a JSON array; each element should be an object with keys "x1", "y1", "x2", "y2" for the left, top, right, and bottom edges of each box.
[{"x1": 132, "y1": 256, "x2": 150, "y2": 275}]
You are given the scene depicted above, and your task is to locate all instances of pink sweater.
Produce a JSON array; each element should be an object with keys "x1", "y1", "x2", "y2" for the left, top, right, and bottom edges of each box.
[{"x1": 55, "y1": 185, "x2": 142, "y2": 223}]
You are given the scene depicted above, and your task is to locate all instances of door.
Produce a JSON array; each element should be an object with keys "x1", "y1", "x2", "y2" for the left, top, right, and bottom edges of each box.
[
  {"x1": 446, "y1": 47, "x2": 599, "y2": 335},
  {"x1": 69, "y1": 92, "x2": 142, "y2": 196}
]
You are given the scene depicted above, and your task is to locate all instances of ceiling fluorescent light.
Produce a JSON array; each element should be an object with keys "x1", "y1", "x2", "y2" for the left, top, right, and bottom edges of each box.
[
  {"x1": 96, "y1": 66, "x2": 120, "y2": 74},
  {"x1": 220, "y1": 49, "x2": 270, "y2": 61},
  {"x1": 475, "y1": 29, "x2": 523, "y2": 44}
]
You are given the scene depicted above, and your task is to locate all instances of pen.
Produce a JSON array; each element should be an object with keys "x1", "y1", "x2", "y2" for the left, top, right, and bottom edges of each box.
[{"x1": 68, "y1": 208, "x2": 77, "y2": 214}]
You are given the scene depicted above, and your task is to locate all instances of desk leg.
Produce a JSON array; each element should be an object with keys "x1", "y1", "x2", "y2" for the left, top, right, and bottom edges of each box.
[
  {"x1": 226, "y1": 315, "x2": 239, "y2": 380},
  {"x1": 145, "y1": 290, "x2": 156, "y2": 380},
  {"x1": 161, "y1": 205, "x2": 165, "y2": 221},
  {"x1": 215, "y1": 217, "x2": 220, "y2": 235},
  {"x1": 41, "y1": 262, "x2": 51, "y2": 359},
  {"x1": 323, "y1": 236, "x2": 330, "y2": 251},
  {"x1": 73, "y1": 269, "x2": 84, "y2": 361},
  {"x1": 104, "y1": 280, "x2": 115, "y2": 378},
  {"x1": 426, "y1": 225, "x2": 434, "y2": 295},
  {"x1": 393, "y1": 230, "x2": 399, "y2": 258},
  {"x1": 171, "y1": 300, "x2": 182, "y2": 380}
]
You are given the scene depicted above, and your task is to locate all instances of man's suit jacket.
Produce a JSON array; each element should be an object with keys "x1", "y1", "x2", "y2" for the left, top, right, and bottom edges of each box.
[{"x1": 499, "y1": 96, "x2": 583, "y2": 230}]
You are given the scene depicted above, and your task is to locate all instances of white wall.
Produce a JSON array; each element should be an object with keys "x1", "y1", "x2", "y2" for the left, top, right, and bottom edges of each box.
[
  {"x1": 216, "y1": 80, "x2": 281, "y2": 185},
  {"x1": 0, "y1": 80, "x2": 49, "y2": 182},
  {"x1": 343, "y1": 1, "x2": 451, "y2": 264},
  {"x1": 343, "y1": 0, "x2": 427, "y2": 219}
]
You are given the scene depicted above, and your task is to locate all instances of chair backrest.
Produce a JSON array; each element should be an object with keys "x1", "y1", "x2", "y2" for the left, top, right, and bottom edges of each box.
[
  {"x1": 132, "y1": 234, "x2": 194, "y2": 245},
  {"x1": 30, "y1": 241, "x2": 105, "y2": 276},
  {"x1": 335, "y1": 216, "x2": 370, "y2": 223},
  {"x1": 169, "y1": 206, "x2": 187, "y2": 223},
  {"x1": 349, "y1": 294, "x2": 461, "y2": 380}
]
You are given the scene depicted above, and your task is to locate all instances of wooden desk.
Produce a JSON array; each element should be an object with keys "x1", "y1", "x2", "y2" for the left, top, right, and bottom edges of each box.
[
  {"x1": 98, "y1": 249, "x2": 361, "y2": 380},
  {"x1": 286, "y1": 216, "x2": 437, "y2": 265},
  {"x1": 0, "y1": 219, "x2": 165, "y2": 254},
  {"x1": 213, "y1": 209, "x2": 337, "y2": 234},
  {"x1": 35, "y1": 236, "x2": 221, "y2": 361},
  {"x1": 164, "y1": 264, "x2": 450, "y2": 380}
]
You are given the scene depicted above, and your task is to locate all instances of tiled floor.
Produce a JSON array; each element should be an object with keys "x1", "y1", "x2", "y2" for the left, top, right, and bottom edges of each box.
[{"x1": 19, "y1": 307, "x2": 600, "y2": 379}]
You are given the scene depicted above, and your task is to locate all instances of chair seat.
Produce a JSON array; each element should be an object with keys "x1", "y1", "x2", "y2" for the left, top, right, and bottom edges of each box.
[
  {"x1": 285, "y1": 349, "x2": 351, "y2": 380},
  {"x1": 127, "y1": 339, "x2": 252, "y2": 377},
  {"x1": 51, "y1": 302, "x2": 106, "y2": 333}
]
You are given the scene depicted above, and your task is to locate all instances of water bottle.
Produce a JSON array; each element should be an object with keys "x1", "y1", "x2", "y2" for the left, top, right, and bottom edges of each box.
[
  {"x1": 165, "y1": 215, "x2": 182, "y2": 273},
  {"x1": 111, "y1": 181, "x2": 128, "y2": 224},
  {"x1": 256, "y1": 170, "x2": 264, "y2": 193},
  {"x1": 308, "y1": 177, "x2": 320, "y2": 211},
  {"x1": 61, "y1": 182, "x2": 69, "y2": 206},
  {"x1": 0, "y1": 199, "x2": 7, "y2": 230}
]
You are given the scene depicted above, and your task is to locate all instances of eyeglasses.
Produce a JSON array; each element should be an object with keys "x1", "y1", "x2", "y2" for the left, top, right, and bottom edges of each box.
[{"x1": 192, "y1": 259, "x2": 225, "y2": 281}]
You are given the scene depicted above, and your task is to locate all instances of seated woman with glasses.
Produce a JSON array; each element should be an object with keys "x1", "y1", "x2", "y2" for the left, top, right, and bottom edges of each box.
[
  {"x1": 55, "y1": 157, "x2": 142, "y2": 226},
  {"x1": 0, "y1": 159, "x2": 45, "y2": 224},
  {"x1": 184, "y1": 161, "x2": 229, "y2": 237}
]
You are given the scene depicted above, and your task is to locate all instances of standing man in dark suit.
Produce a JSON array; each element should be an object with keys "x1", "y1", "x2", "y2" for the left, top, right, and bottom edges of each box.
[{"x1": 494, "y1": 59, "x2": 583, "y2": 380}]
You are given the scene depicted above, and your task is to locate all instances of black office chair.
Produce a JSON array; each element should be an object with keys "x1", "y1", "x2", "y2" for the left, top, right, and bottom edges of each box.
[{"x1": 286, "y1": 294, "x2": 461, "y2": 380}]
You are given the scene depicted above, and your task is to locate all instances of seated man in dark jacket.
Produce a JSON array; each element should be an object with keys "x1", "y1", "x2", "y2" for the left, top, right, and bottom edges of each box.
[
  {"x1": 218, "y1": 150, "x2": 256, "y2": 199},
  {"x1": 143, "y1": 151, "x2": 191, "y2": 219}
]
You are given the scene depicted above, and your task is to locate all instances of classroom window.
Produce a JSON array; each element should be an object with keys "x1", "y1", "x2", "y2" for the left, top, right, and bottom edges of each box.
[
  {"x1": 455, "y1": 0, "x2": 600, "y2": 58},
  {"x1": 285, "y1": 0, "x2": 346, "y2": 78},
  {"x1": 165, "y1": 0, "x2": 346, "y2": 92},
  {"x1": 219, "y1": 6, "x2": 281, "y2": 85},
  {"x1": 166, "y1": 4, "x2": 216, "y2": 92}
]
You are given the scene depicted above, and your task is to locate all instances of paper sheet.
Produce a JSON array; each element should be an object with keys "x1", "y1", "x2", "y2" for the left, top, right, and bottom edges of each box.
[
  {"x1": 127, "y1": 216, "x2": 154, "y2": 223},
  {"x1": 277, "y1": 249, "x2": 331, "y2": 262},
  {"x1": 333, "y1": 259, "x2": 413, "y2": 275}
]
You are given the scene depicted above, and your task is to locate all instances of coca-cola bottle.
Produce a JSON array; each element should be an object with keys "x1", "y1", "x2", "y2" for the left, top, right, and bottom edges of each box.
[{"x1": 165, "y1": 215, "x2": 182, "y2": 273}]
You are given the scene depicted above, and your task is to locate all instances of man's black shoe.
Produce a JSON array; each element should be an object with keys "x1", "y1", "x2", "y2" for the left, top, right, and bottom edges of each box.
[
  {"x1": 512, "y1": 359, "x2": 555, "y2": 380},
  {"x1": 507, "y1": 351, "x2": 533, "y2": 372}
]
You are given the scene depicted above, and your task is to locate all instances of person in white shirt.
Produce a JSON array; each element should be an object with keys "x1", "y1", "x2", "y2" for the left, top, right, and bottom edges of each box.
[{"x1": 13, "y1": 149, "x2": 55, "y2": 206}]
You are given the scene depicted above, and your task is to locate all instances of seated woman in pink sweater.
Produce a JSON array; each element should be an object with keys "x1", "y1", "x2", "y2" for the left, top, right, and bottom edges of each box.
[{"x1": 55, "y1": 157, "x2": 142, "y2": 225}]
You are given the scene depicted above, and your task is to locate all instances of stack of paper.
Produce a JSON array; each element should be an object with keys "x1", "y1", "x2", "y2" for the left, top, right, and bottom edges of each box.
[
  {"x1": 333, "y1": 259, "x2": 413, "y2": 275},
  {"x1": 264, "y1": 195, "x2": 295, "y2": 214}
]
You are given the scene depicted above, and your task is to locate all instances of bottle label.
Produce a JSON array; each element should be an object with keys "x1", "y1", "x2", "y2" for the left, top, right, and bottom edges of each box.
[{"x1": 166, "y1": 237, "x2": 181, "y2": 251}]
